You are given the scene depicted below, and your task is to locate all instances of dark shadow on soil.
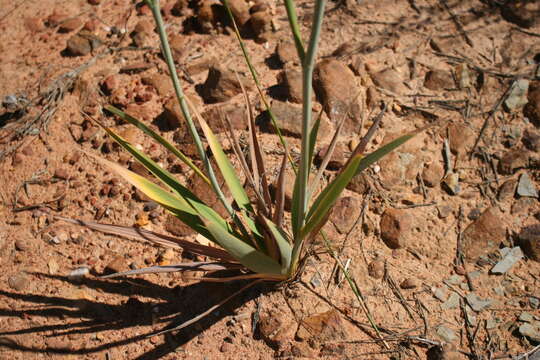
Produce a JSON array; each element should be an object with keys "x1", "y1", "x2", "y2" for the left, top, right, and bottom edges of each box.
[{"x1": 0, "y1": 272, "x2": 272, "y2": 359}]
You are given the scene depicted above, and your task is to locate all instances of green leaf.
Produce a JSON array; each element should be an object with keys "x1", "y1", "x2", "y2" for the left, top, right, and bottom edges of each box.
[
  {"x1": 302, "y1": 132, "x2": 416, "y2": 239},
  {"x1": 105, "y1": 105, "x2": 209, "y2": 185},
  {"x1": 261, "y1": 216, "x2": 292, "y2": 273},
  {"x1": 204, "y1": 219, "x2": 284, "y2": 275}
]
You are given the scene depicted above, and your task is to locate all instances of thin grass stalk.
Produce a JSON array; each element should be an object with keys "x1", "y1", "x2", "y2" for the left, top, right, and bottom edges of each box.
[
  {"x1": 283, "y1": 0, "x2": 306, "y2": 62},
  {"x1": 145, "y1": 0, "x2": 235, "y2": 218},
  {"x1": 289, "y1": 0, "x2": 327, "y2": 276}
]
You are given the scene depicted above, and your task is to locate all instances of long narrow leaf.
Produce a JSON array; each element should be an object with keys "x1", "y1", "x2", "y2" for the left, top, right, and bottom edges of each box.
[
  {"x1": 54, "y1": 217, "x2": 235, "y2": 262},
  {"x1": 272, "y1": 153, "x2": 287, "y2": 228},
  {"x1": 101, "y1": 262, "x2": 242, "y2": 279},
  {"x1": 104, "y1": 105, "x2": 209, "y2": 185},
  {"x1": 260, "y1": 216, "x2": 292, "y2": 273},
  {"x1": 204, "y1": 219, "x2": 285, "y2": 275},
  {"x1": 302, "y1": 132, "x2": 417, "y2": 239}
]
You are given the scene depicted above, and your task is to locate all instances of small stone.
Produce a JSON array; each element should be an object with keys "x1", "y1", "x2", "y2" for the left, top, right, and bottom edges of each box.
[
  {"x1": 422, "y1": 161, "x2": 444, "y2": 187},
  {"x1": 314, "y1": 59, "x2": 361, "y2": 131},
  {"x1": 200, "y1": 65, "x2": 249, "y2": 103},
  {"x1": 58, "y1": 18, "x2": 83, "y2": 33},
  {"x1": 88, "y1": 0, "x2": 101, "y2": 4},
  {"x1": 309, "y1": 272, "x2": 322, "y2": 288},
  {"x1": 330, "y1": 196, "x2": 361, "y2": 234},
  {"x1": 446, "y1": 274, "x2": 462, "y2": 285},
  {"x1": 277, "y1": 66, "x2": 303, "y2": 103},
  {"x1": 258, "y1": 314, "x2": 296, "y2": 349},
  {"x1": 465, "y1": 293, "x2": 492, "y2": 312},
  {"x1": 54, "y1": 168, "x2": 70, "y2": 180},
  {"x1": 379, "y1": 208, "x2": 412, "y2": 249},
  {"x1": 517, "y1": 172, "x2": 538, "y2": 198},
  {"x1": 48, "y1": 259, "x2": 59, "y2": 274},
  {"x1": 433, "y1": 287, "x2": 447, "y2": 302},
  {"x1": 104, "y1": 256, "x2": 128, "y2": 275},
  {"x1": 346, "y1": 173, "x2": 370, "y2": 195},
  {"x1": 437, "y1": 205, "x2": 453, "y2": 219},
  {"x1": 498, "y1": 149, "x2": 528, "y2": 175},
  {"x1": 486, "y1": 319, "x2": 498, "y2": 330},
  {"x1": 504, "y1": 79, "x2": 529, "y2": 111},
  {"x1": 368, "y1": 259, "x2": 385, "y2": 279},
  {"x1": 69, "y1": 267, "x2": 90, "y2": 281},
  {"x1": 220, "y1": 341, "x2": 234, "y2": 353},
  {"x1": 296, "y1": 310, "x2": 347, "y2": 342},
  {"x1": 250, "y1": 11, "x2": 272, "y2": 42},
  {"x1": 130, "y1": 19, "x2": 154, "y2": 47},
  {"x1": 498, "y1": 179, "x2": 517, "y2": 201},
  {"x1": 441, "y1": 292, "x2": 460, "y2": 310},
  {"x1": 14, "y1": 239, "x2": 29, "y2": 251},
  {"x1": 448, "y1": 123, "x2": 475, "y2": 156},
  {"x1": 141, "y1": 73, "x2": 173, "y2": 97},
  {"x1": 157, "y1": 248, "x2": 176, "y2": 266},
  {"x1": 525, "y1": 81, "x2": 540, "y2": 126},
  {"x1": 523, "y1": 129, "x2": 540, "y2": 152},
  {"x1": 461, "y1": 207, "x2": 506, "y2": 261},
  {"x1": 291, "y1": 342, "x2": 317, "y2": 357},
  {"x1": 369, "y1": 67, "x2": 408, "y2": 95},
  {"x1": 227, "y1": 0, "x2": 250, "y2": 26},
  {"x1": 519, "y1": 225, "x2": 540, "y2": 261},
  {"x1": 162, "y1": 95, "x2": 201, "y2": 129},
  {"x1": 519, "y1": 323, "x2": 540, "y2": 342},
  {"x1": 530, "y1": 297, "x2": 540, "y2": 309},
  {"x1": 25, "y1": 17, "x2": 45, "y2": 32},
  {"x1": 119, "y1": 62, "x2": 152, "y2": 74},
  {"x1": 400, "y1": 278, "x2": 418, "y2": 289},
  {"x1": 8, "y1": 274, "x2": 29, "y2": 291},
  {"x1": 491, "y1": 247, "x2": 524, "y2": 274},
  {"x1": 442, "y1": 172, "x2": 460, "y2": 195},
  {"x1": 424, "y1": 69, "x2": 454, "y2": 91},
  {"x1": 519, "y1": 312, "x2": 534, "y2": 322},
  {"x1": 275, "y1": 40, "x2": 298, "y2": 65},
  {"x1": 436, "y1": 325, "x2": 456, "y2": 343},
  {"x1": 66, "y1": 30, "x2": 102, "y2": 56}
]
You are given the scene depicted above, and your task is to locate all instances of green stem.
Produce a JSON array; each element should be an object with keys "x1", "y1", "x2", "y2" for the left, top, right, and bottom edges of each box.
[
  {"x1": 146, "y1": 0, "x2": 239, "y2": 224},
  {"x1": 283, "y1": 0, "x2": 306, "y2": 62},
  {"x1": 289, "y1": 0, "x2": 326, "y2": 276}
]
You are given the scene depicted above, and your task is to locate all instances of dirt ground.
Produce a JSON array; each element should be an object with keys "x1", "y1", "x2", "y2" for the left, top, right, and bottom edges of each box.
[{"x1": 1, "y1": 0, "x2": 540, "y2": 359}]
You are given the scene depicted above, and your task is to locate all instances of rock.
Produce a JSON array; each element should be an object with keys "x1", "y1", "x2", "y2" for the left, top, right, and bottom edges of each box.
[
  {"x1": 368, "y1": 259, "x2": 385, "y2": 279},
  {"x1": 422, "y1": 161, "x2": 444, "y2": 187},
  {"x1": 523, "y1": 128, "x2": 540, "y2": 152},
  {"x1": 25, "y1": 17, "x2": 45, "y2": 32},
  {"x1": 200, "y1": 64, "x2": 248, "y2": 103},
  {"x1": 346, "y1": 173, "x2": 370, "y2": 195},
  {"x1": 14, "y1": 239, "x2": 29, "y2": 251},
  {"x1": 498, "y1": 149, "x2": 528, "y2": 175},
  {"x1": 277, "y1": 66, "x2": 303, "y2": 103},
  {"x1": 519, "y1": 312, "x2": 534, "y2": 322},
  {"x1": 517, "y1": 172, "x2": 538, "y2": 198},
  {"x1": 424, "y1": 69, "x2": 454, "y2": 91},
  {"x1": 465, "y1": 293, "x2": 492, "y2": 312},
  {"x1": 131, "y1": 19, "x2": 154, "y2": 47},
  {"x1": 58, "y1": 18, "x2": 83, "y2": 33},
  {"x1": 400, "y1": 278, "x2": 418, "y2": 289},
  {"x1": 227, "y1": 0, "x2": 250, "y2": 26},
  {"x1": 48, "y1": 259, "x2": 59, "y2": 275},
  {"x1": 258, "y1": 314, "x2": 296, "y2": 349},
  {"x1": 519, "y1": 323, "x2": 540, "y2": 342},
  {"x1": 264, "y1": 100, "x2": 333, "y2": 141},
  {"x1": 525, "y1": 81, "x2": 540, "y2": 126},
  {"x1": 250, "y1": 11, "x2": 272, "y2": 42},
  {"x1": 501, "y1": 0, "x2": 540, "y2": 28},
  {"x1": 65, "y1": 30, "x2": 102, "y2": 56},
  {"x1": 498, "y1": 179, "x2": 517, "y2": 201},
  {"x1": 365, "y1": 86, "x2": 380, "y2": 109},
  {"x1": 46, "y1": 11, "x2": 67, "y2": 27},
  {"x1": 437, "y1": 205, "x2": 453, "y2": 218},
  {"x1": 378, "y1": 132, "x2": 425, "y2": 188},
  {"x1": 491, "y1": 246, "x2": 523, "y2": 275},
  {"x1": 461, "y1": 207, "x2": 506, "y2": 261},
  {"x1": 314, "y1": 59, "x2": 361, "y2": 131},
  {"x1": 8, "y1": 274, "x2": 29, "y2": 291},
  {"x1": 519, "y1": 224, "x2": 540, "y2": 261},
  {"x1": 54, "y1": 168, "x2": 71, "y2": 180},
  {"x1": 432, "y1": 287, "x2": 447, "y2": 302},
  {"x1": 442, "y1": 172, "x2": 461, "y2": 195},
  {"x1": 369, "y1": 67, "x2": 408, "y2": 95},
  {"x1": 201, "y1": 103, "x2": 247, "y2": 133},
  {"x1": 330, "y1": 196, "x2": 361, "y2": 234},
  {"x1": 436, "y1": 325, "x2": 456, "y2": 343},
  {"x1": 104, "y1": 255, "x2": 128, "y2": 274},
  {"x1": 120, "y1": 62, "x2": 152, "y2": 74},
  {"x1": 448, "y1": 123, "x2": 475, "y2": 156},
  {"x1": 141, "y1": 73, "x2": 173, "y2": 97},
  {"x1": 68, "y1": 267, "x2": 90, "y2": 281},
  {"x1": 291, "y1": 342, "x2": 317, "y2": 357},
  {"x1": 316, "y1": 143, "x2": 347, "y2": 171},
  {"x1": 162, "y1": 96, "x2": 201, "y2": 129},
  {"x1": 441, "y1": 292, "x2": 460, "y2": 310},
  {"x1": 296, "y1": 310, "x2": 347, "y2": 342},
  {"x1": 379, "y1": 208, "x2": 412, "y2": 249},
  {"x1": 275, "y1": 40, "x2": 298, "y2": 65},
  {"x1": 219, "y1": 341, "x2": 234, "y2": 353},
  {"x1": 505, "y1": 79, "x2": 529, "y2": 111}
]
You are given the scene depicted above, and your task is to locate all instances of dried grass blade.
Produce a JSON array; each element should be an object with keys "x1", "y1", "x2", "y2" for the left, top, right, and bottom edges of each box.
[
  {"x1": 352, "y1": 103, "x2": 386, "y2": 158},
  {"x1": 101, "y1": 262, "x2": 241, "y2": 279},
  {"x1": 55, "y1": 216, "x2": 235, "y2": 261},
  {"x1": 272, "y1": 153, "x2": 287, "y2": 228}
]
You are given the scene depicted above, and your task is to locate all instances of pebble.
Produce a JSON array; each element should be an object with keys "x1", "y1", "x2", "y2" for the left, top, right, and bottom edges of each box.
[
  {"x1": 200, "y1": 64, "x2": 248, "y2": 103},
  {"x1": 250, "y1": 11, "x2": 272, "y2": 42},
  {"x1": 504, "y1": 79, "x2": 529, "y2": 111},
  {"x1": 432, "y1": 287, "x2": 447, "y2": 302},
  {"x1": 498, "y1": 149, "x2": 528, "y2": 175},
  {"x1": 104, "y1": 256, "x2": 128, "y2": 274},
  {"x1": 519, "y1": 225, "x2": 540, "y2": 261},
  {"x1": 519, "y1": 323, "x2": 540, "y2": 342},
  {"x1": 441, "y1": 292, "x2": 460, "y2": 310},
  {"x1": 309, "y1": 272, "x2": 322, "y2": 288},
  {"x1": 517, "y1": 172, "x2": 538, "y2": 198},
  {"x1": 296, "y1": 310, "x2": 347, "y2": 342},
  {"x1": 277, "y1": 66, "x2": 303, "y2": 103},
  {"x1": 54, "y1": 168, "x2": 70, "y2": 180},
  {"x1": 400, "y1": 278, "x2": 418, "y2": 289},
  {"x1": 48, "y1": 259, "x2": 59, "y2": 274},
  {"x1": 525, "y1": 81, "x2": 540, "y2": 126},
  {"x1": 369, "y1": 67, "x2": 408, "y2": 95},
  {"x1": 519, "y1": 312, "x2": 534, "y2": 322},
  {"x1": 448, "y1": 123, "x2": 475, "y2": 155},
  {"x1": 367, "y1": 259, "x2": 385, "y2": 279},
  {"x1": 424, "y1": 69, "x2": 454, "y2": 91},
  {"x1": 465, "y1": 293, "x2": 492, "y2": 312},
  {"x1": 461, "y1": 207, "x2": 506, "y2": 261},
  {"x1": 68, "y1": 267, "x2": 90, "y2": 281},
  {"x1": 436, "y1": 325, "x2": 456, "y2": 343},
  {"x1": 491, "y1": 247, "x2": 523, "y2": 274},
  {"x1": 66, "y1": 30, "x2": 102, "y2": 56},
  {"x1": 442, "y1": 172, "x2": 461, "y2": 195},
  {"x1": 14, "y1": 239, "x2": 29, "y2": 251},
  {"x1": 58, "y1": 18, "x2": 83, "y2": 33},
  {"x1": 8, "y1": 274, "x2": 29, "y2": 291},
  {"x1": 523, "y1": 129, "x2": 540, "y2": 152},
  {"x1": 379, "y1": 208, "x2": 412, "y2": 249},
  {"x1": 275, "y1": 40, "x2": 298, "y2": 65},
  {"x1": 422, "y1": 161, "x2": 444, "y2": 187}
]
